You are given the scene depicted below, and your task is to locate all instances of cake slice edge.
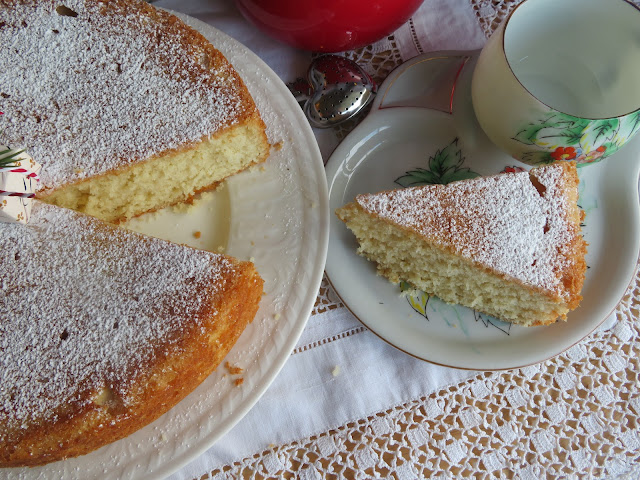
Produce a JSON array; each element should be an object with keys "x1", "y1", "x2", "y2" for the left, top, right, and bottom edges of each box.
[{"x1": 336, "y1": 161, "x2": 587, "y2": 327}]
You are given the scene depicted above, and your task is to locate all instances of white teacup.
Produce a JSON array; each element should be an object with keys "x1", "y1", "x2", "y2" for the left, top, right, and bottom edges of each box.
[{"x1": 471, "y1": 0, "x2": 640, "y2": 166}]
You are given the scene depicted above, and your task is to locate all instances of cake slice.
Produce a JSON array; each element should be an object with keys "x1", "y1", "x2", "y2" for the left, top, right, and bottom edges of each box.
[
  {"x1": 0, "y1": 202, "x2": 264, "y2": 467},
  {"x1": 336, "y1": 161, "x2": 587, "y2": 326},
  {"x1": 0, "y1": 0, "x2": 270, "y2": 223}
]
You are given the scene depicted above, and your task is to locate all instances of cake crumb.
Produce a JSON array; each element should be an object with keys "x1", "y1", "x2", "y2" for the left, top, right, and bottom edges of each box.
[
  {"x1": 225, "y1": 361, "x2": 244, "y2": 375},
  {"x1": 272, "y1": 141, "x2": 284, "y2": 151},
  {"x1": 273, "y1": 313, "x2": 281, "y2": 320},
  {"x1": 332, "y1": 365, "x2": 341, "y2": 377},
  {"x1": 193, "y1": 231, "x2": 201, "y2": 239},
  {"x1": 234, "y1": 377, "x2": 244, "y2": 387},
  {"x1": 170, "y1": 202, "x2": 194, "y2": 214}
]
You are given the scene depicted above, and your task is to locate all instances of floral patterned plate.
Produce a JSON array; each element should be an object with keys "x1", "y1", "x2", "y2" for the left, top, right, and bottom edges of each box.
[{"x1": 325, "y1": 52, "x2": 640, "y2": 370}]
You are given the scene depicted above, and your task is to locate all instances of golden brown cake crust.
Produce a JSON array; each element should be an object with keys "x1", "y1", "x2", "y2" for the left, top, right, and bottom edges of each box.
[
  {"x1": 539, "y1": 161, "x2": 586, "y2": 315},
  {"x1": 0, "y1": 270, "x2": 262, "y2": 467},
  {"x1": 0, "y1": 203, "x2": 264, "y2": 467}
]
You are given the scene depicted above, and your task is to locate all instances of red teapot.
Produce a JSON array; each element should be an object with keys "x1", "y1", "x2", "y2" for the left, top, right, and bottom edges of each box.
[{"x1": 235, "y1": 0, "x2": 424, "y2": 52}]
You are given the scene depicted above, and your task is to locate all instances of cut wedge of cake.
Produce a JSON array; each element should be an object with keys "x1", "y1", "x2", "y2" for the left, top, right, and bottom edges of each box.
[
  {"x1": 0, "y1": 0, "x2": 270, "y2": 223},
  {"x1": 336, "y1": 161, "x2": 587, "y2": 327},
  {"x1": 0, "y1": 202, "x2": 264, "y2": 467}
]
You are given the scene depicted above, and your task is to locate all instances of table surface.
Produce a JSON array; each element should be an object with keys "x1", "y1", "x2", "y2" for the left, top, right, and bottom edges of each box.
[{"x1": 148, "y1": 1, "x2": 640, "y2": 478}]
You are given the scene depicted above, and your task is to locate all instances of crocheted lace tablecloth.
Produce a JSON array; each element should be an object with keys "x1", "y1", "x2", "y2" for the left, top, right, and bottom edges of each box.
[
  {"x1": 201, "y1": 266, "x2": 640, "y2": 479},
  {"x1": 191, "y1": 1, "x2": 640, "y2": 478}
]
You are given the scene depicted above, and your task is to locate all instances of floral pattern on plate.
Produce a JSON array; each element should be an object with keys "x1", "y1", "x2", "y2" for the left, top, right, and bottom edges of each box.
[{"x1": 394, "y1": 137, "x2": 522, "y2": 336}]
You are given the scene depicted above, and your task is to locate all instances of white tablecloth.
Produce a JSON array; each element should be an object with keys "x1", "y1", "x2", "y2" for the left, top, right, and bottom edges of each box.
[{"x1": 147, "y1": 1, "x2": 639, "y2": 478}]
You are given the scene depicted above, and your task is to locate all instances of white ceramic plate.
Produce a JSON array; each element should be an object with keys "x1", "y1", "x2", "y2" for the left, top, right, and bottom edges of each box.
[
  {"x1": 326, "y1": 52, "x2": 640, "y2": 371},
  {"x1": 6, "y1": 12, "x2": 328, "y2": 480}
]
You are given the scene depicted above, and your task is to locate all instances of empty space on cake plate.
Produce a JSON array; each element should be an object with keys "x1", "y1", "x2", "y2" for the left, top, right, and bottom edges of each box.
[
  {"x1": 5, "y1": 13, "x2": 328, "y2": 480},
  {"x1": 325, "y1": 52, "x2": 640, "y2": 371}
]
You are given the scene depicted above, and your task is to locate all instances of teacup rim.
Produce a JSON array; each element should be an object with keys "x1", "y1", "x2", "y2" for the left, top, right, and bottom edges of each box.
[{"x1": 498, "y1": 0, "x2": 640, "y2": 121}]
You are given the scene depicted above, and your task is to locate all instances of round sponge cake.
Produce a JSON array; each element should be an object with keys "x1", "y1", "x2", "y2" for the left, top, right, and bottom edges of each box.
[{"x1": 0, "y1": 0, "x2": 268, "y2": 467}]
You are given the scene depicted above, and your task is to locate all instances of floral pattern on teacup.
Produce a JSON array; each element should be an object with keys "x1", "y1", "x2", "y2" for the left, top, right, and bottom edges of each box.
[{"x1": 513, "y1": 110, "x2": 640, "y2": 166}]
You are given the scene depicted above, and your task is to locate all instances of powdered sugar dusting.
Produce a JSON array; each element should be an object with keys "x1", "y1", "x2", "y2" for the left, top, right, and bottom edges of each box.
[
  {"x1": 357, "y1": 164, "x2": 580, "y2": 297},
  {"x1": 0, "y1": 0, "x2": 249, "y2": 190},
  {"x1": 0, "y1": 202, "x2": 238, "y2": 439}
]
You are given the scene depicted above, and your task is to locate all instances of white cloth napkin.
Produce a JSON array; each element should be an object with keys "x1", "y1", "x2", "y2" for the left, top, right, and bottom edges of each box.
[
  {"x1": 154, "y1": 1, "x2": 611, "y2": 478},
  {"x1": 394, "y1": 0, "x2": 486, "y2": 58},
  {"x1": 185, "y1": 307, "x2": 478, "y2": 471}
]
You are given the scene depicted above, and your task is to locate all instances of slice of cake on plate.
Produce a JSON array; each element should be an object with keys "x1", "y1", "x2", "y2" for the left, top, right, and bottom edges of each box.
[
  {"x1": 0, "y1": 202, "x2": 264, "y2": 467},
  {"x1": 336, "y1": 161, "x2": 587, "y2": 327},
  {"x1": 0, "y1": 0, "x2": 270, "y2": 223}
]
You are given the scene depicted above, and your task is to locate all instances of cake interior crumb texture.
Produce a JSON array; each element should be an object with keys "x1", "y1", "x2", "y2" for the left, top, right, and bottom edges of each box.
[
  {"x1": 336, "y1": 161, "x2": 587, "y2": 327},
  {"x1": 43, "y1": 121, "x2": 268, "y2": 222}
]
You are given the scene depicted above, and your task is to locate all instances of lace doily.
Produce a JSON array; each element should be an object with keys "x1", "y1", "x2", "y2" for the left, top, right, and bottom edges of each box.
[
  {"x1": 206, "y1": 260, "x2": 640, "y2": 479},
  {"x1": 471, "y1": 0, "x2": 640, "y2": 39},
  {"x1": 470, "y1": 0, "x2": 519, "y2": 39},
  {"x1": 313, "y1": 274, "x2": 344, "y2": 316},
  {"x1": 199, "y1": 2, "x2": 640, "y2": 478}
]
